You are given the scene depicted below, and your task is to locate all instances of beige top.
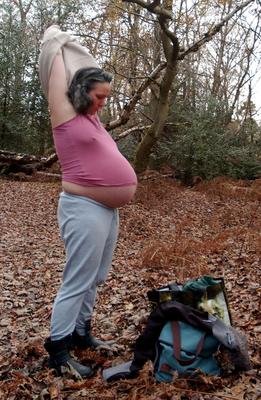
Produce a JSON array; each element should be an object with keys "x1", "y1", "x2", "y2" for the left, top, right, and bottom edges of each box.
[{"x1": 38, "y1": 25, "x2": 100, "y2": 98}]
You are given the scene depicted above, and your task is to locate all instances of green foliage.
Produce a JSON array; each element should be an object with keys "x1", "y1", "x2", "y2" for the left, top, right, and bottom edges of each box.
[
  {"x1": 0, "y1": 1, "x2": 52, "y2": 154},
  {"x1": 117, "y1": 137, "x2": 138, "y2": 162},
  {"x1": 153, "y1": 98, "x2": 261, "y2": 184},
  {"x1": 226, "y1": 146, "x2": 261, "y2": 180},
  {"x1": 0, "y1": 0, "x2": 88, "y2": 155}
]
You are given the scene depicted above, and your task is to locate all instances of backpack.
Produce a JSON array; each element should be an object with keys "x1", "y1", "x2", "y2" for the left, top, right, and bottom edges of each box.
[
  {"x1": 102, "y1": 277, "x2": 251, "y2": 383},
  {"x1": 148, "y1": 276, "x2": 227, "y2": 382},
  {"x1": 154, "y1": 320, "x2": 221, "y2": 383}
]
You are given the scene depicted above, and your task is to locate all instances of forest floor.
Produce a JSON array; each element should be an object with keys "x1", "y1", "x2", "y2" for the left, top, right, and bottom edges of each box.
[{"x1": 0, "y1": 174, "x2": 260, "y2": 400}]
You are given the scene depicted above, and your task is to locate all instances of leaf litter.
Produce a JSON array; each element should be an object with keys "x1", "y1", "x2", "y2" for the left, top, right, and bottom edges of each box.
[{"x1": 0, "y1": 175, "x2": 260, "y2": 399}]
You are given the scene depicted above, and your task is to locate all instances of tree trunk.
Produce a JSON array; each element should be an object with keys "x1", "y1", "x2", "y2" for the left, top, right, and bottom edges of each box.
[
  {"x1": 134, "y1": 62, "x2": 176, "y2": 172},
  {"x1": 133, "y1": 0, "x2": 179, "y2": 172}
]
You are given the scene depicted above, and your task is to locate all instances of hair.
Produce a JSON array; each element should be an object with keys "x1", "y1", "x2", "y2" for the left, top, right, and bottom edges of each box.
[{"x1": 67, "y1": 67, "x2": 113, "y2": 114}]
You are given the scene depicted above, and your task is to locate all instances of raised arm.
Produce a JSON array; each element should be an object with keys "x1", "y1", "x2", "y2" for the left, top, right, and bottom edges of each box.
[{"x1": 48, "y1": 51, "x2": 76, "y2": 128}]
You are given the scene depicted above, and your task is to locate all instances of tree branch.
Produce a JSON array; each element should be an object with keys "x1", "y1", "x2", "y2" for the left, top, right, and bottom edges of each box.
[
  {"x1": 158, "y1": 15, "x2": 179, "y2": 61},
  {"x1": 105, "y1": 62, "x2": 166, "y2": 130},
  {"x1": 158, "y1": 15, "x2": 177, "y2": 45},
  {"x1": 115, "y1": 121, "x2": 180, "y2": 141},
  {"x1": 123, "y1": 0, "x2": 173, "y2": 20},
  {"x1": 107, "y1": 0, "x2": 254, "y2": 133},
  {"x1": 178, "y1": 0, "x2": 255, "y2": 60},
  {"x1": 147, "y1": 0, "x2": 161, "y2": 12}
]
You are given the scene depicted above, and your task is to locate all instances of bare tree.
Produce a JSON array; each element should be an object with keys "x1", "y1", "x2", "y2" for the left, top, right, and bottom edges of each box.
[{"x1": 120, "y1": 0, "x2": 255, "y2": 172}]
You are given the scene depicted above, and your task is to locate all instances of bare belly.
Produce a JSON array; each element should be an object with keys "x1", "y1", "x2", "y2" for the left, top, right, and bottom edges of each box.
[{"x1": 62, "y1": 181, "x2": 137, "y2": 208}]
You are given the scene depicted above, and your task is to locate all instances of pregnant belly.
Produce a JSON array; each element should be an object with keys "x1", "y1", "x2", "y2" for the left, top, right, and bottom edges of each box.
[{"x1": 62, "y1": 181, "x2": 137, "y2": 208}]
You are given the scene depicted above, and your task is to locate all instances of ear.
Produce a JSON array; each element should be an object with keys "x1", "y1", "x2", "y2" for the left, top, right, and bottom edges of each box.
[
  {"x1": 73, "y1": 85, "x2": 82, "y2": 111},
  {"x1": 84, "y1": 93, "x2": 93, "y2": 110},
  {"x1": 81, "y1": 81, "x2": 94, "y2": 109},
  {"x1": 73, "y1": 87, "x2": 93, "y2": 113}
]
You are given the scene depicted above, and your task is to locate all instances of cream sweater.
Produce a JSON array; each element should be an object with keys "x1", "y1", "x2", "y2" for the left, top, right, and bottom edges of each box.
[{"x1": 39, "y1": 25, "x2": 100, "y2": 98}]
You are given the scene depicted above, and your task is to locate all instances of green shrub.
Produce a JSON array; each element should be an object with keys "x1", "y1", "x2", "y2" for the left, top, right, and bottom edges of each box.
[{"x1": 154, "y1": 99, "x2": 261, "y2": 184}]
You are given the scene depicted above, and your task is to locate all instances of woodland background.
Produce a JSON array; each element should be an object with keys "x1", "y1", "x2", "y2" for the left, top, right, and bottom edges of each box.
[
  {"x1": 0, "y1": 1, "x2": 261, "y2": 399},
  {"x1": 0, "y1": 0, "x2": 260, "y2": 183}
]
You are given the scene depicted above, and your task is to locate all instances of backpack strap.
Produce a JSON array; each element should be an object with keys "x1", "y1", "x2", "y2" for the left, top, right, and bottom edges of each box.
[
  {"x1": 131, "y1": 301, "x2": 210, "y2": 371},
  {"x1": 172, "y1": 321, "x2": 206, "y2": 366}
]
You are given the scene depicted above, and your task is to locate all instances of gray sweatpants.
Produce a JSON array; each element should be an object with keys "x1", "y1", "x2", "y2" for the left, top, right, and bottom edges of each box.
[{"x1": 50, "y1": 192, "x2": 119, "y2": 340}]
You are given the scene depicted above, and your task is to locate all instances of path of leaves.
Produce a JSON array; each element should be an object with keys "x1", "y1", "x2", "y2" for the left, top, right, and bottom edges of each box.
[{"x1": 0, "y1": 176, "x2": 260, "y2": 400}]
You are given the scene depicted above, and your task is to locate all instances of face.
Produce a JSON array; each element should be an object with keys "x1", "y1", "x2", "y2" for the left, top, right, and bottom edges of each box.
[{"x1": 87, "y1": 81, "x2": 111, "y2": 115}]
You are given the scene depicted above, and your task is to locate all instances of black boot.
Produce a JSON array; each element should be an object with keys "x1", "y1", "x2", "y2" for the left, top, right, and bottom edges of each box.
[
  {"x1": 72, "y1": 320, "x2": 115, "y2": 349},
  {"x1": 44, "y1": 336, "x2": 93, "y2": 378}
]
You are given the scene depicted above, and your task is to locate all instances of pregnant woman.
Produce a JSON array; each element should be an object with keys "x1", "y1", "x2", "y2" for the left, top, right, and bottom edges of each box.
[{"x1": 39, "y1": 26, "x2": 137, "y2": 378}]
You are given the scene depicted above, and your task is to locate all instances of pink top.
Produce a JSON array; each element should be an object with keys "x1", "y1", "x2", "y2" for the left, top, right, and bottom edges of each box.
[{"x1": 53, "y1": 114, "x2": 137, "y2": 187}]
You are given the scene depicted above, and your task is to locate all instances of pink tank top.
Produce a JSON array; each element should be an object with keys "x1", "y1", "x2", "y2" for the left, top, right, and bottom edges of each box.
[{"x1": 53, "y1": 114, "x2": 137, "y2": 187}]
